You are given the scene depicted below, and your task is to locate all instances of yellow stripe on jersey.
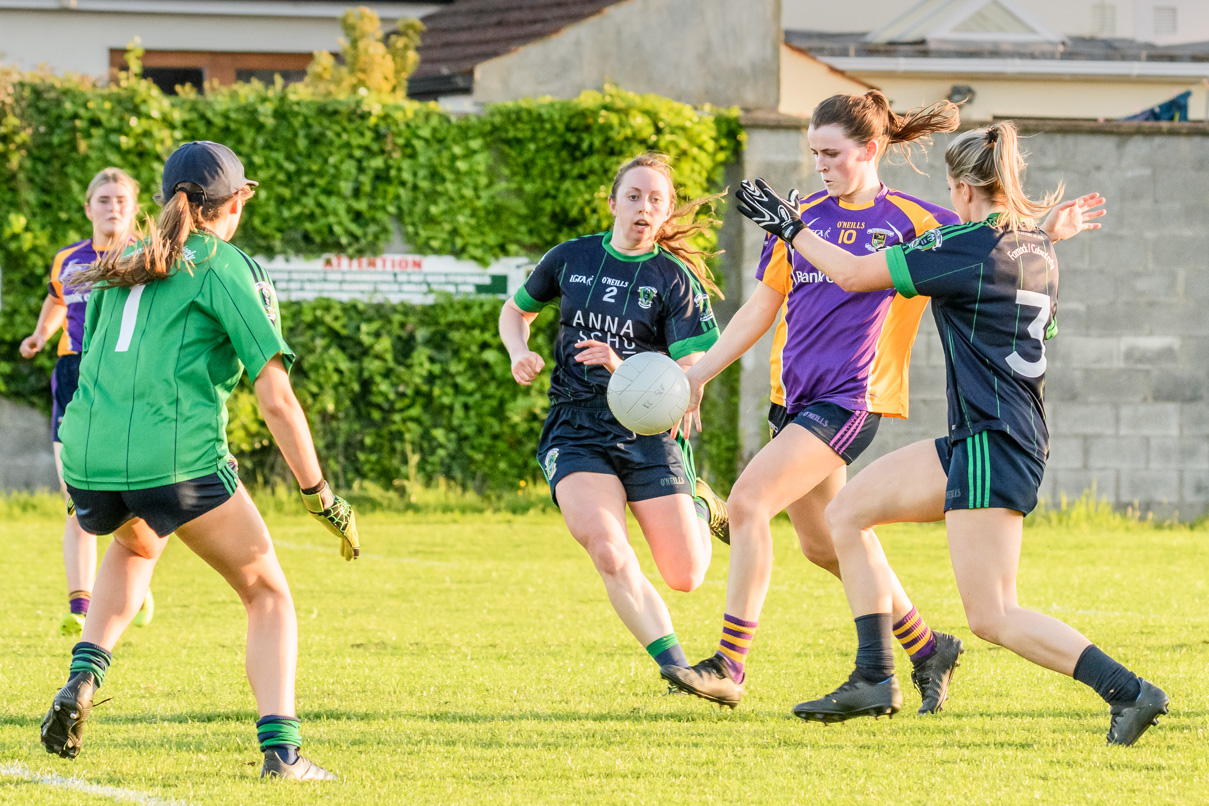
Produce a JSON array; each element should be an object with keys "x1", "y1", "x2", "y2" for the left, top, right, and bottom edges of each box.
[
  {"x1": 865, "y1": 196, "x2": 946, "y2": 419},
  {"x1": 47, "y1": 248, "x2": 76, "y2": 357},
  {"x1": 759, "y1": 237, "x2": 793, "y2": 295},
  {"x1": 768, "y1": 301, "x2": 789, "y2": 407}
]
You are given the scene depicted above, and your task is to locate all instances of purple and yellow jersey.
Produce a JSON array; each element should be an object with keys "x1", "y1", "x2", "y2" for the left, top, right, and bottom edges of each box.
[
  {"x1": 758, "y1": 185, "x2": 959, "y2": 419},
  {"x1": 48, "y1": 239, "x2": 101, "y2": 357}
]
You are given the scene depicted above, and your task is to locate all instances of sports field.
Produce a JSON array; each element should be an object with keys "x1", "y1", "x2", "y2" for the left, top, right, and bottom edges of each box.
[{"x1": 1, "y1": 493, "x2": 1205, "y2": 805}]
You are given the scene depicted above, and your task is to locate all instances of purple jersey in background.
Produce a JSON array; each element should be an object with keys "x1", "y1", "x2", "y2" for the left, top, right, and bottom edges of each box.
[
  {"x1": 757, "y1": 184, "x2": 958, "y2": 419},
  {"x1": 48, "y1": 239, "x2": 101, "y2": 357}
]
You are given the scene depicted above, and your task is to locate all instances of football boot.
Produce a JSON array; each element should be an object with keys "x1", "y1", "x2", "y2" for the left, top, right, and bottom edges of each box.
[
  {"x1": 660, "y1": 655, "x2": 744, "y2": 708},
  {"x1": 910, "y1": 632, "x2": 965, "y2": 714},
  {"x1": 131, "y1": 589, "x2": 155, "y2": 627},
  {"x1": 59, "y1": 612, "x2": 86, "y2": 636},
  {"x1": 40, "y1": 671, "x2": 96, "y2": 759},
  {"x1": 261, "y1": 751, "x2": 338, "y2": 780},
  {"x1": 695, "y1": 479, "x2": 730, "y2": 545},
  {"x1": 793, "y1": 672, "x2": 902, "y2": 723},
  {"x1": 1107, "y1": 679, "x2": 1169, "y2": 746}
]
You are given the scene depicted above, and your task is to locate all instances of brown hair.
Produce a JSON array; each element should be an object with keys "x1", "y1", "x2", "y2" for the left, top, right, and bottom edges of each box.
[
  {"x1": 85, "y1": 167, "x2": 140, "y2": 204},
  {"x1": 609, "y1": 152, "x2": 723, "y2": 298},
  {"x1": 811, "y1": 90, "x2": 960, "y2": 171},
  {"x1": 945, "y1": 121, "x2": 1063, "y2": 232},
  {"x1": 70, "y1": 184, "x2": 255, "y2": 289}
]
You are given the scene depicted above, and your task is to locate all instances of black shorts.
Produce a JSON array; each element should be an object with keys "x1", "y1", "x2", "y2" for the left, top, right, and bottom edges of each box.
[
  {"x1": 537, "y1": 400, "x2": 696, "y2": 505},
  {"x1": 66, "y1": 463, "x2": 240, "y2": 537},
  {"x1": 935, "y1": 430, "x2": 1046, "y2": 515},
  {"x1": 768, "y1": 401, "x2": 881, "y2": 465},
  {"x1": 51, "y1": 354, "x2": 81, "y2": 443}
]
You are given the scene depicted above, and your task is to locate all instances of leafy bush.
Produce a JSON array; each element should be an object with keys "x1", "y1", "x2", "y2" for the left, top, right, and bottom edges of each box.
[{"x1": 0, "y1": 67, "x2": 743, "y2": 491}]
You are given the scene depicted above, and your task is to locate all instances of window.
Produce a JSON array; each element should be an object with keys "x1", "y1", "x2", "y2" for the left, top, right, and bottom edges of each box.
[
  {"x1": 143, "y1": 67, "x2": 205, "y2": 95},
  {"x1": 1154, "y1": 6, "x2": 1178, "y2": 37},
  {"x1": 1091, "y1": 2, "x2": 1116, "y2": 37},
  {"x1": 109, "y1": 50, "x2": 313, "y2": 93}
]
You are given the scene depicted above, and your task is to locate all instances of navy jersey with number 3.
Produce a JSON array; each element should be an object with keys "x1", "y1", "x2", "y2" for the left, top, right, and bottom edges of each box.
[
  {"x1": 513, "y1": 232, "x2": 719, "y2": 403},
  {"x1": 886, "y1": 215, "x2": 1058, "y2": 461}
]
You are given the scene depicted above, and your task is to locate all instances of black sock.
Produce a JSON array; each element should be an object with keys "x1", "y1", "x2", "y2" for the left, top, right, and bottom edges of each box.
[
  {"x1": 267, "y1": 744, "x2": 299, "y2": 764},
  {"x1": 1073, "y1": 645, "x2": 1142, "y2": 706},
  {"x1": 853, "y1": 613, "x2": 895, "y2": 683}
]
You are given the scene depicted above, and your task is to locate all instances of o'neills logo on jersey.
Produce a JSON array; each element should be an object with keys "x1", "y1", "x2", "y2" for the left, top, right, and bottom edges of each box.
[{"x1": 637, "y1": 286, "x2": 658, "y2": 309}]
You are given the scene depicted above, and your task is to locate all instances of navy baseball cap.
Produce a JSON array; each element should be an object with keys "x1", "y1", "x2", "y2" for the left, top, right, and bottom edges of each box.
[{"x1": 159, "y1": 140, "x2": 257, "y2": 204}]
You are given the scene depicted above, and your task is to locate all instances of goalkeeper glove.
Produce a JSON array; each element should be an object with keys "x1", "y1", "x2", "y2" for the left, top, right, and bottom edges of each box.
[
  {"x1": 300, "y1": 480, "x2": 360, "y2": 561},
  {"x1": 734, "y1": 178, "x2": 805, "y2": 244}
]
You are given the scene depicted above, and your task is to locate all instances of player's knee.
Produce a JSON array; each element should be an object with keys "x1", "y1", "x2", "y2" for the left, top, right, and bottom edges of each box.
[
  {"x1": 584, "y1": 534, "x2": 630, "y2": 578},
  {"x1": 965, "y1": 610, "x2": 1005, "y2": 645},
  {"x1": 664, "y1": 561, "x2": 707, "y2": 593},
  {"x1": 799, "y1": 535, "x2": 840, "y2": 574},
  {"x1": 824, "y1": 493, "x2": 865, "y2": 545},
  {"x1": 727, "y1": 480, "x2": 770, "y2": 529}
]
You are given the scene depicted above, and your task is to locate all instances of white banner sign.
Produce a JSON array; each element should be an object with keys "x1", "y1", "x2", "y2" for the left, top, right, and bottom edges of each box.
[{"x1": 258, "y1": 253, "x2": 531, "y2": 304}]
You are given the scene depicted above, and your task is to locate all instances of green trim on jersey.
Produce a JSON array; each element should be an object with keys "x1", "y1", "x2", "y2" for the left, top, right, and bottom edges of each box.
[
  {"x1": 602, "y1": 235, "x2": 660, "y2": 263},
  {"x1": 513, "y1": 286, "x2": 545, "y2": 313},
  {"x1": 668, "y1": 330, "x2": 717, "y2": 360},
  {"x1": 886, "y1": 247, "x2": 916, "y2": 298}
]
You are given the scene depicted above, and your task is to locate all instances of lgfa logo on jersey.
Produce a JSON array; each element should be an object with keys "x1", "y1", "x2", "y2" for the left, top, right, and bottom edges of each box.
[
  {"x1": 908, "y1": 229, "x2": 944, "y2": 252},
  {"x1": 637, "y1": 286, "x2": 658, "y2": 309},
  {"x1": 255, "y1": 281, "x2": 278, "y2": 322},
  {"x1": 694, "y1": 292, "x2": 715, "y2": 322}
]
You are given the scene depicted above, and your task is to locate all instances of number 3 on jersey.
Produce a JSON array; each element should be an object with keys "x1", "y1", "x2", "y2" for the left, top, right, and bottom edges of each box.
[
  {"x1": 114, "y1": 284, "x2": 146, "y2": 353},
  {"x1": 1006, "y1": 289, "x2": 1050, "y2": 378}
]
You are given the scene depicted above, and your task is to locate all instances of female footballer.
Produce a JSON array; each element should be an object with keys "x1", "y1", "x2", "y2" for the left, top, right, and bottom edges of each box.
[
  {"x1": 498, "y1": 153, "x2": 728, "y2": 679},
  {"x1": 38, "y1": 141, "x2": 360, "y2": 779},
  {"x1": 19, "y1": 167, "x2": 154, "y2": 635},
  {"x1": 663, "y1": 92, "x2": 970, "y2": 711},
  {"x1": 734, "y1": 122, "x2": 1167, "y2": 745}
]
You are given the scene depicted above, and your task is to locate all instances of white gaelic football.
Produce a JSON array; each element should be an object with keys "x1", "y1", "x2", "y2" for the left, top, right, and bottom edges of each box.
[{"x1": 607, "y1": 352, "x2": 690, "y2": 435}]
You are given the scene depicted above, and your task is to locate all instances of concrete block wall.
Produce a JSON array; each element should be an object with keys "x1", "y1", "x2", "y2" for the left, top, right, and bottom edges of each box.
[{"x1": 730, "y1": 118, "x2": 1209, "y2": 519}]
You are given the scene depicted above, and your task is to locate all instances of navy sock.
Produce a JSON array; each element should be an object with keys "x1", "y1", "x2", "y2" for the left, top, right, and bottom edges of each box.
[
  {"x1": 646, "y1": 634, "x2": 689, "y2": 668},
  {"x1": 1073, "y1": 645, "x2": 1142, "y2": 706},
  {"x1": 853, "y1": 613, "x2": 895, "y2": 683},
  {"x1": 693, "y1": 498, "x2": 709, "y2": 521}
]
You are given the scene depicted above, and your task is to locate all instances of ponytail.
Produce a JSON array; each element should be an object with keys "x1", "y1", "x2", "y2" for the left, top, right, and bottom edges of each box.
[
  {"x1": 945, "y1": 121, "x2": 1062, "y2": 232},
  {"x1": 70, "y1": 184, "x2": 254, "y2": 289},
  {"x1": 811, "y1": 90, "x2": 960, "y2": 171},
  {"x1": 610, "y1": 152, "x2": 723, "y2": 299}
]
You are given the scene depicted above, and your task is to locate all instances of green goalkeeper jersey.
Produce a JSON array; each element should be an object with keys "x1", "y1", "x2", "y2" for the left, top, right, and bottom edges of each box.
[{"x1": 59, "y1": 231, "x2": 294, "y2": 490}]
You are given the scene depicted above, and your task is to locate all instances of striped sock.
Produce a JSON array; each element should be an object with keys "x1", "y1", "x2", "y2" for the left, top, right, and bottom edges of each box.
[
  {"x1": 646, "y1": 634, "x2": 689, "y2": 668},
  {"x1": 69, "y1": 641, "x2": 111, "y2": 688},
  {"x1": 257, "y1": 715, "x2": 301, "y2": 764},
  {"x1": 893, "y1": 606, "x2": 937, "y2": 662},
  {"x1": 68, "y1": 590, "x2": 90, "y2": 616},
  {"x1": 717, "y1": 613, "x2": 758, "y2": 682}
]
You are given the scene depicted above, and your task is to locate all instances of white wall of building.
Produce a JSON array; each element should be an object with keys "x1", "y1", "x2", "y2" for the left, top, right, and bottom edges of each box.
[{"x1": 0, "y1": 3, "x2": 439, "y2": 77}]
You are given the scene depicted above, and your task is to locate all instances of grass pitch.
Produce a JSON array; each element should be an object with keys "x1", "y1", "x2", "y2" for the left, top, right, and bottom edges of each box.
[{"x1": 0, "y1": 494, "x2": 1205, "y2": 805}]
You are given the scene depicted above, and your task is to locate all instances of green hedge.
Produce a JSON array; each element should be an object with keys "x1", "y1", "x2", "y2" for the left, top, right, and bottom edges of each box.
[{"x1": 0, "y1": 69, "x2": 744, "y2": 491}]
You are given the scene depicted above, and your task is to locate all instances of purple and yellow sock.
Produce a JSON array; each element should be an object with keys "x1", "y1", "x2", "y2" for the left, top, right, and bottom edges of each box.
[
  {"x1": 717, "y1": 613, "x2": 758, "y2": 682},
  {"x1": 893, "y1": 606, "x2": 936, "y2": 662},
  {"x1": 646, "y1": 634, "x2": 689, "y2": 668},
  {"x1": 68, "y1": 590, "x2": 90, "y2": 616}
]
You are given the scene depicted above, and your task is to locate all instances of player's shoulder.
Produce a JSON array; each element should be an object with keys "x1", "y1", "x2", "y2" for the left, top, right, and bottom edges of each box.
[
  {"x1": 53, "y1": 238, "x2": 93, "y2": 266},
  {"x1": 800, "y1": 189, "x2": 830, "y2": 212},
  {"x1": 539, "y1": 231, "x2": 605, "y2": 265},
  {"x1": 193, "y1": 233, "x2": 269, "y2": 283},
  {"x1": 903, "y1": 218, "x2": 986, "y2": 254},
  {"x1": 885, "y1": 190, "x2": 960, "y2": 226}
]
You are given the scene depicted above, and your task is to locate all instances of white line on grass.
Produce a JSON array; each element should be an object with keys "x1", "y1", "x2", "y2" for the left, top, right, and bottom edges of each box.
[{"x1": 0, "y1": 762, "x2": 188, "y2": 806}]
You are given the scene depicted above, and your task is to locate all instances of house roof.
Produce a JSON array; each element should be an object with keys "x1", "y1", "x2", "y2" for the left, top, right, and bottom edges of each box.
[
  {"x1": 785, "y1": 29, "x2": 1209, "y2": 64},
  {"x1": 409, "y1": 0, "x2": 626, "y2": 98}
]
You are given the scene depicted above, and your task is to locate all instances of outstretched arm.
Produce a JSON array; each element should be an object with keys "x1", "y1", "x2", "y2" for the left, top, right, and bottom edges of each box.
[
  {"x1": 499, "y1": 298, "x2": 546, "y2": 385},
  {"x1": 736, "y1": 178, "x2": 893, "y2": 292},
  {"x1": 1041, "y1": 192, "x2": 1106, "y2": 242},
  {"x1": 19, "y1": 294, "x2": 67, "y2": 358}
]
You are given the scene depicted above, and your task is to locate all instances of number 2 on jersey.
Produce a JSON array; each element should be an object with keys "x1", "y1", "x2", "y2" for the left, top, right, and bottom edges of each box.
[
  {"x1": 602, "y1": 286, "x2": 618, "y2": 304},
  {"x1": 114, "y1": 284, "x2": 146, "y2": 353},
  {"x1": 1005, "y1": 289, "x2": 1050, "y2": 378}
]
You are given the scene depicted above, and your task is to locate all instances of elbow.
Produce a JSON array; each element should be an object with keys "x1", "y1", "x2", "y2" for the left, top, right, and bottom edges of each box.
[{"x1": 834, "y1": 273, "x2": 864, "y2": 293}]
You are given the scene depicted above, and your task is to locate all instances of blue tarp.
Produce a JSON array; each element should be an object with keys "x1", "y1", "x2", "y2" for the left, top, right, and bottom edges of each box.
[{"x1": 1120, "y1": 90, "x2": 1192, "y2": 122}]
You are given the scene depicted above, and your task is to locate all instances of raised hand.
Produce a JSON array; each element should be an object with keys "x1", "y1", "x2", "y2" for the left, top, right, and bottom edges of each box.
[
  {"x1": 734, "y1": 178, "x2": 805, "y2": 243},
  {"x1": 1042, "y1": 192, "x2": 1106, "y2": 242}
]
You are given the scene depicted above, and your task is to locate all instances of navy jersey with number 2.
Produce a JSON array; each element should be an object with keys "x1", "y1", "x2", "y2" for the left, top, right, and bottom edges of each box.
[
  {"x1": 886, "y1": 214, "x2": 1058, "y2": 462},
  {"x1": 513, "y1": 232, "x2": 719, "y2": 403}
]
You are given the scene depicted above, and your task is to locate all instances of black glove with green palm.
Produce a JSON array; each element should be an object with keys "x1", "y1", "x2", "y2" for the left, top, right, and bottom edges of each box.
[{"x1": 300, "y1": 480, "x2": 360, "y2": 561}]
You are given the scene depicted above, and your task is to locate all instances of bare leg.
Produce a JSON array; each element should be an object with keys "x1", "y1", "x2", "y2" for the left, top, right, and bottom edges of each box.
[
  {"x1": 825, "y1": 439, "x2": 947, "y2": 618},
  {"x1": 55, "y1": 444, "x2": 97, "y2": 599},
  {"x1": 946, "y1": 508, "x2": 1091, "y2": 675},
  {"x1": 725, "y1": 426, "x2": 844, "y2": 621},
  {"x1": 787, "y1": 469, "x2": 919, "y2": 622},
  {"x1": 557, "y1": 473, "x2": 675, "y2": 648},
  {"x1": 79, "y1": 519, "x2": 165, "y2": 650},
  {"x1": 175, "y1": 487, "x2": 297, "y2": 717},
  {"x1": 629, "y1": 492, "x2": 710, "y2": 593}
]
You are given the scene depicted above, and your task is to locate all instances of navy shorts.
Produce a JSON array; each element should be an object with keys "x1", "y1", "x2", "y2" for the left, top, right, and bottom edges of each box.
[
  {"x1": 935, "y1": 430, "x2": 1046, "y2": 515},
  {"x1": 768, "y1": 401, "x2": 881, "y2": 465},
  {"x1": 51, "y1": 354, "x2": 82, "y2": 443},
  {"x1": 537, "y1": 400, "x2": 696, "y2": 505},
  {"x1": 66, "y1": 462, "x2": 240, "y2": 537}
]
